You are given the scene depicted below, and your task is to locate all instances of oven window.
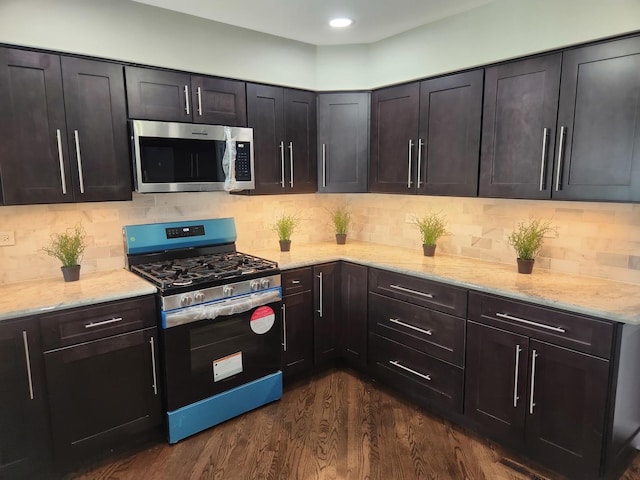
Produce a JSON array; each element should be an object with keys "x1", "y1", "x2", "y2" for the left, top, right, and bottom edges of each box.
[{"x1": 140, "y1": 137, "x2": 226, "y2": 183}]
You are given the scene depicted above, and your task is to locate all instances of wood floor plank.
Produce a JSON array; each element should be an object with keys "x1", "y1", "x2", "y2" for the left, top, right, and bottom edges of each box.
[{"x1": 70, "y1": 369, "x2": 640, "y2": 480}]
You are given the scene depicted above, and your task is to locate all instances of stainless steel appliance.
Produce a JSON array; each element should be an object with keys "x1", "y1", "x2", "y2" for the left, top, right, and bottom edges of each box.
[
  {"x1": 123, "y1": 218, "x2": 282, "y2": 444},
  {"x1": 130, "y1": 120, "x2": 255, "y2": 193}
]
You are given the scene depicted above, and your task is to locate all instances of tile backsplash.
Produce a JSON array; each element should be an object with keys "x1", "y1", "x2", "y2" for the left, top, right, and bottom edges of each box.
[{"x1": 1, "y1": 192, "x2": 639, "y2": 285}]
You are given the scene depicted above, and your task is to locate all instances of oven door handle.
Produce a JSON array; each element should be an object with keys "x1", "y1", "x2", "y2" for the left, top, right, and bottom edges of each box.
[{"x1": 163, "y1": 289, "x2": 282, "y2": 328}]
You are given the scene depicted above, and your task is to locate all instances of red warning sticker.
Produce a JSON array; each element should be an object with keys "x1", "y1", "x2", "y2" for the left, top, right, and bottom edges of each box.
[{"x1": 250, "y1": 306, "x2": 275, "y2": 334}]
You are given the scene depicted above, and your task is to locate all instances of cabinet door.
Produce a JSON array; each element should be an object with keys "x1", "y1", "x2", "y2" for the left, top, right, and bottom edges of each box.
[
  {"x1": 479, "y1": 54, "x2": 561, "y2": 199},
  {"x1": 370, "y1": 83, "x2": 420, "y2": 193},
  {"x1": 526, "y1": 340, "x2": 609, "y2": 478},
  {"x1": 418, "y1": 70, "x2": 483, "y2": 197},
  {"x1": 246, "y1": 83, "x2": 286, "y2": 194},
  {"x1": 317, "y1": 92, "x2": 369, "y2": 193},
  {"x1": 44, "y1": 327, "x2": 162, "y2": 467},
  {"x1": 0, "y1": 318, "x2": 49, "y2": 478},
  {"x1": 465, "y1": 321, "x2": 528, "y2": 444},
  {"x1": 340, "y1": 263, "x2": 368, "y2": 370},
  {"x1": 61, "y1": 57, "x2": 131, "y2": 202},
  {"x1": 554, "y1": 36, "x2": 640, "y2": 202},
  {"x1": 314, "y1": 263, "x2": 340, "y2": 365},
  {"x1": 282, "y1": 291, "x2": 313, "y2": 377},
  {"x1": 191, "y1": 76, "x2": 247, "y2": 127},
  {"x1": 125, "y1": 66, "x2": 191, "y2": 122},
  {"x1": 284, "y1": 89, "x2": 317, "y2": 193},
  {"x1": 0, "y1": 48, "x2": 71, "y2": 205}
]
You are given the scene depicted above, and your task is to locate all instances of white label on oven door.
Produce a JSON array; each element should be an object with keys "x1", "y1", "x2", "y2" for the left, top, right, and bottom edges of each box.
[
  {"x1": 213, "y1": 352, "x2": 243, "y2": 382},
  {"x1": 250, "y1": 306, "x2": 276, "y2": 334}
]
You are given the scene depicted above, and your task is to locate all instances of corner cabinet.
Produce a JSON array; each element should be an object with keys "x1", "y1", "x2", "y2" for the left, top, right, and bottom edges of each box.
[
  {"x1": 317, "y1": 93, "x2": 369, "y2": 193},
  {"x1": 340, "y1": 262, "x2": 368, "y2": 370},
  {"x1": 246, "y1": 84, "x2": 316, "y2": 194},
  {"x1": 370, "y1": 70, "x2": 482, "y2": 196},
  {"x1": 124, "y1": 66, "x2": 247, "y2": 126},
  {"x1": 0, "y1": 48, "x2": 131, "y2": 205},
  {"x1": 0, "y1": 317, "x2": 50, "y2": 479}
]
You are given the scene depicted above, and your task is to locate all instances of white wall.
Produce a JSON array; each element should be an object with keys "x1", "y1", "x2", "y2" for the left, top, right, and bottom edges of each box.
[{"x1": 1, "y1": 0, "x2": 639, "y2": 90}]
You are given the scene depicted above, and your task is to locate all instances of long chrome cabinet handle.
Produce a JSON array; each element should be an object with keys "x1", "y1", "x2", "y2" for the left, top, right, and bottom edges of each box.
[
  {"x1": 495, "y1": 312, "x2": 566, "y2": 333},
  {"x1": 539, "y1": 127, "x2": 548, "y2": 191},
  {"x1": 184, "y1": 85, "x2": 190, "y2": 115},
  {"x1": 389, "y1": 284, "x2": 433, "y2": 299},
  {"x1": 322, "y1": 143, "x2": 327, "y2": 188},
  {"x1": 22, "y1": 331, "x2": 34, "y2": 400},
  {"x1": 316, "y1": 271, "x2": 323, "y2": 317},
  {"x1": 513, "y1": 345, "x2": 522, "y2": 407},
  {"x1": 389, "y1": 360, "x2": 431, "y2": 381},
  {"x1": 288, "y1": 142, "x2": 294, "y2": 188},
  {"x1": 407, "y1": 139, "x2": 413, "y2": 188},
  {"x1": 149, "y1": 336, "x2": 158, "y2": 395},
  {"x1": 555, "y1": 126, "x2": 566, "y2": 191},
  {"x1": 279, "y1": 141, "x2": 285, "y2": 188},
  {"x1": 282, "y1": 303, "x2": 287, "y2": 351},
  {"x1": 197, "y1": 87, "x2": 202, "y2": 116},
  {"x1": 389, "y1": 317, "x2": 432, "y2": 336},
  {"x1": 85, "y1": 317, "x2": 123, "y2": 329},
  {"x1": 529, "y1": 349, "x2": 538, "y2": 414},
  {"x1": 56, "y1": 129, "x2": 67, "y2": 195},
  {"x1": 74, "y1": 130, "x2": 85, "y2": 194},
  {"x1": 416, "y1": 139, "x2": 424, "y2": 189}
]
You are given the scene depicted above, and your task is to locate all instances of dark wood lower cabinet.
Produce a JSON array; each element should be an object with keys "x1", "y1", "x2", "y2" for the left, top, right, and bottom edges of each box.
[
  {"x1": 340, "y1": 263, "x2": 368, "y2": 370},
  {"x1": 0, "y1": 318, "x2": 50, "y2": 479},
  {"x1": 314, "y1": 263, "x2": 340, "y2": 365},
  {"x1": 282, "y1": 290, "x2": 313, "y2": 376}
]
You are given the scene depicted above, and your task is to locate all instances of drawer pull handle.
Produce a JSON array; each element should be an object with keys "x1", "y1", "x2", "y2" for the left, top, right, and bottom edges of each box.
[
  {"x1": 291, "y1": 280, "x2": 301, "y2": 285},
  {"x1": 389, "y1": 318, "x2": 432, "y2": 336},
  {"x1": 149, "y1": 336, "x2": 158, "y2": 396},
  {"x1": 389, "y1": 284, "x2": 433, "y2": 299},
  {"x1": 495, "y1": 312, "x2": 566, "y2": 333},
  {"x1": 513, "y1": 345, "x2": 522, "y2": 407},
  {"x1": 22, "y1": 331, "x2": 35, "y2": 400},
  {"x1": 389, "y1": 360, "x2": 431, "y2": 381},
  {"x1": 529, "y1": 350, "x2": 538, "y2": 414},
  {"x1": 85, "y1": 317, "x2": 124, "y2": 329}
]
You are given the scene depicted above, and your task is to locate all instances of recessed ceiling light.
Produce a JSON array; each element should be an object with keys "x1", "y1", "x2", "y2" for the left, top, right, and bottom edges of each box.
[{"x1": 329, "y1": 18, "x2": 353, "y2": 28}]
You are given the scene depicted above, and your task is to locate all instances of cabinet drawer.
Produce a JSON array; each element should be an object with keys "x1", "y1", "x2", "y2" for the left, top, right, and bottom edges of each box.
[
  {"x1": 468, "y1": 292, "x2": 613, "y2": 358},
  {"x1": 282, "y1": 267, "x2": 313, "y2": 295},
  {"x1": 40, "y1": 296, "x2": 157, "y2": 351},
  {"x1": 369, "y1": 333, "x2": 463, "y2": 413},
  {"x1": 369, "y1": 292, "x2": 465, "y2": 367},
  {"x1": 369, "y1": 268, "x2": 467, "y2": 317}
]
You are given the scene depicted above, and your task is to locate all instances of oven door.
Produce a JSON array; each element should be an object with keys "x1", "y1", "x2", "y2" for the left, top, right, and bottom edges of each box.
[{"x1": 162, "y1": 294, "x2": 282, "y2": 412}]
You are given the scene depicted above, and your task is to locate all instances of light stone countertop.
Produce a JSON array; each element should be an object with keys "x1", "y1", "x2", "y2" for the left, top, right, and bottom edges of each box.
[
  {"x1": 248, "y1": 241, "x2": 640, "y2": 325},
  {"x1": 0, "y1": 269, "x2": 157, "y2": 322}
]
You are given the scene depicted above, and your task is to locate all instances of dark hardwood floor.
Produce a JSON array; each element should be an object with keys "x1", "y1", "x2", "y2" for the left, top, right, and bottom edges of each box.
[{"x1": 71, "y1": 369, "x2": 640, "y2": 480}]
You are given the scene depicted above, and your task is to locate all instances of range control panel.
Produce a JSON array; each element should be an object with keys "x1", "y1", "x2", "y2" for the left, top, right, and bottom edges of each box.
[{"x1": 166, "y1": 225, "x2": 205, "y2": 239}]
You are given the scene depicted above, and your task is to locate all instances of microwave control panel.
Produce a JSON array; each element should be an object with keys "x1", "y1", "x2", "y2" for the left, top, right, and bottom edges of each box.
[{"x1": 235, "y1": 142, "x2": 252, "y2": 181}]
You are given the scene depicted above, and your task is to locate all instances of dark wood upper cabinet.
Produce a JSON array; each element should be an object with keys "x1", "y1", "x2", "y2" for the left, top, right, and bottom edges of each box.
[
  {"x1": 125, "y1": 66, "x2": 246, "y2": 126},
  {"x1": 61, "y1": 57, "x2": 131, "y2": 202},
  {"x1": 370, "y1": 83, "x2": 420, "y2": 193},
  {"x1": 554, "y1": 36, "x2": 640, "y2": 202},
  {"x1": 247, "y1": 83, "x2": 316, "y2": 194},
  {"x1": 479, "y1": 53, "x2": 562, "y2": 199},
  {"x1": 0, "y1": 48, "x2": 70, "y2": 205},
  {"x1": 317, "y1": 92, "x2": 369, "y2": 193},
  {"x1": 418, "y1": 70, "x2": 483, "y2": 197},
  {"x1": 0, "y1": 48, "x2": 131, "y2": 205}
]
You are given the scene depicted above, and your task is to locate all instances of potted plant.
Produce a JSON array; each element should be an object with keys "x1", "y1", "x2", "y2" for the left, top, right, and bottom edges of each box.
[
  {"x1": 41, "y1": 224, "x2": 87, "y2": 282},
  {"x1": 271, "y1": 214, "x2": 299, "y2": 252},
  {"x1": 413, "y1": 212, "x2": 450, "y2": 256},
  {"x1": 507, "y1": 218, "x2": 556, "y2": 274},
  {"x1": 328, "y1": 205, "x2": 351, "y2": 244}
]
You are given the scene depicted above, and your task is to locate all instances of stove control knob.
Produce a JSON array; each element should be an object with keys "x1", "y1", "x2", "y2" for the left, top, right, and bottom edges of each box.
[
  {"x1": 223, "y1": 285, "x2": 234, "y2": 297},
  {"x1": 194, "y1": 291, "x2": 205, "y2": 303},
  {"x1": 260, "y1": 278, "x2": 271, "y2": 289},
  {"x1": 250, "y1": 280, "x2": 260, "y2": 291},
  {"x1": 181, "y1": 295, "x2": 193, "y2": 307}
]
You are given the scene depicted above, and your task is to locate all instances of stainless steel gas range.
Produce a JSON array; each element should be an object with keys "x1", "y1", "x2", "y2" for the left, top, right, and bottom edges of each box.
[{"x1": 123, "y1": 218, "x2": 282, "y2": 444}]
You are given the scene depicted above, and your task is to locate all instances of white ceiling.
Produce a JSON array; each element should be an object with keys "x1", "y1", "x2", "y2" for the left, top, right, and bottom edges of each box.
[{"x1": 130, "y1": 0, "x2": 497, "y2": 46}]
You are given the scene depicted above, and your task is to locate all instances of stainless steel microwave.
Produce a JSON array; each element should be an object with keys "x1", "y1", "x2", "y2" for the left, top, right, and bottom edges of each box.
[{"x1": 130, "y1": 120, "x2": 255, "y2": 193}]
